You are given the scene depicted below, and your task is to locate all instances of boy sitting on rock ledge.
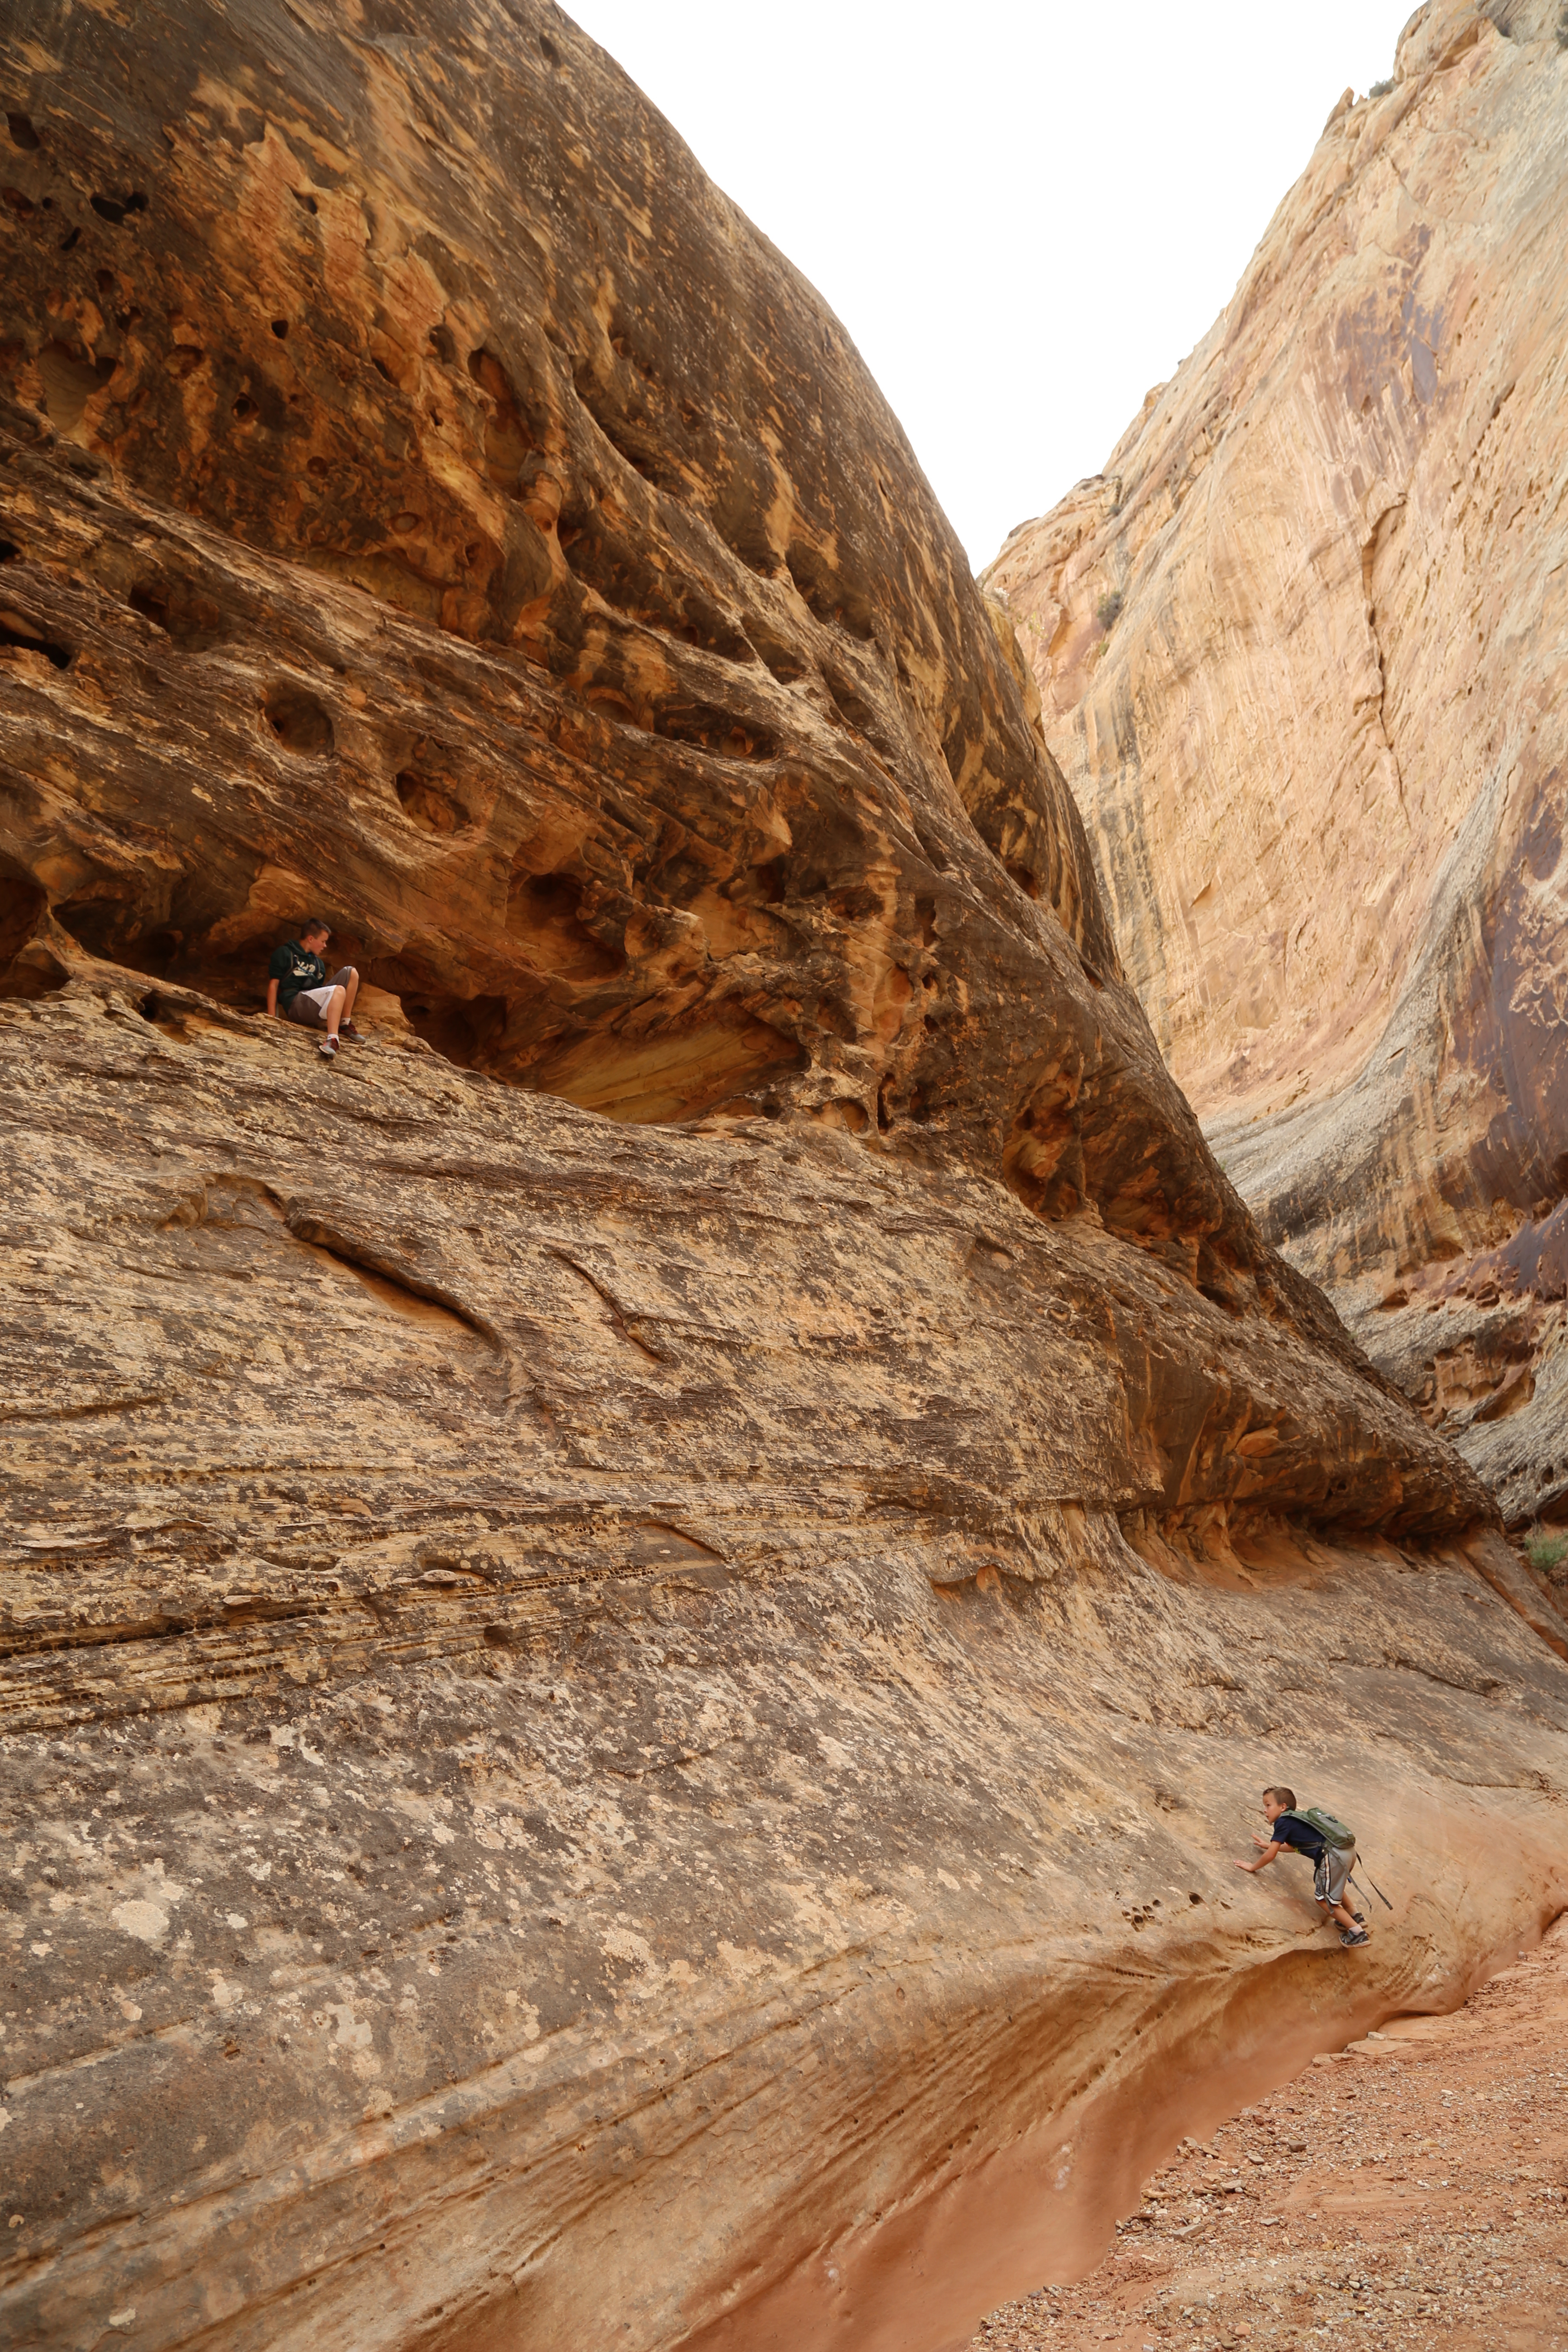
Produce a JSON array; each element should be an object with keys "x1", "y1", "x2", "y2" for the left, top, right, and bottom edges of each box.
[
  {"x1": 1236, "y1": 1784, "x2": 1369, "y2": 1947},
  {"x1": 265, "y1": 918, "x2": 362, "y2": 1058}
]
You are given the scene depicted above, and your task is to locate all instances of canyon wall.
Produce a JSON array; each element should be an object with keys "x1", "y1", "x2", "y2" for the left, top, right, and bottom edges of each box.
[
  {"x1": 2, "y1": 4, "x2": 1566, "y2": 2350},
  {"x1": 985, "y1": 0, "x2": 1568, "y2": 1535}
]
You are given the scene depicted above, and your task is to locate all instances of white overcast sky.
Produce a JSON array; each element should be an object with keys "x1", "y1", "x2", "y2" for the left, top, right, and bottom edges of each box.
[{"x1": 563, "y1": 1, "x2": 1420, "y2": 569}]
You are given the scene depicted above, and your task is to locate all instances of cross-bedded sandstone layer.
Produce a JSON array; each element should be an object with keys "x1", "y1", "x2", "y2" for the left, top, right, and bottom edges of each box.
[
  {"x1": 0, "y1": 3, "x2": 1564, "y2": 2349},
  {"x1": 985, "y1": 0, "x2": 1568, "y2": 1534},
  {"x1": 1, "y1": 985, "x2": 1565, "y2": 2352}
]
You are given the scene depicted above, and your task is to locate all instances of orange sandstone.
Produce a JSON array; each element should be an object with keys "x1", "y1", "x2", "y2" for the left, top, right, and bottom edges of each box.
[
  {"x1": 0, "y1": 5, "x2": 1563, "y2": 2350},
  {"x1": 986, "y1": 0, "x2": 1568, "y2": 1534}
]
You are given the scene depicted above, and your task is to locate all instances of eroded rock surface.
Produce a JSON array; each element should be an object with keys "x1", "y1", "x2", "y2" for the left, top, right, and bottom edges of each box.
[
  {"x1": 2, "y1": 987, "x2": 1566, "y2": 2352},
  {"x1": 0, "y1": 5, "x2": 1565, "y2": 2350},
  {"x1": 969, "y1": 1916, "x2": 1568, "y2": 2351},
  {"x1": 985, "y1": 0, "x2": 1568, "y2": 1530}
]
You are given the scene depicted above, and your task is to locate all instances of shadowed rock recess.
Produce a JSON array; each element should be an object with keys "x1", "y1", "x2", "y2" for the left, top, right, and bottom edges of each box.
[
  {"x1": 0, "y1": 7, "x2": 1564, "y2": 2352},
  {"x1": 986, "y1": 0, "x2": 1568, "y2": 1541}
]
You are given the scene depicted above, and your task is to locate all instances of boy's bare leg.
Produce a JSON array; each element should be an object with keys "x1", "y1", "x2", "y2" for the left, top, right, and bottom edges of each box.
[
  {"x1": 339, "y1": 966, "x2": 359, "y2": 1017},
  {"x1": 323, "y1": 985, "x2": 346, "y2": 1041}
]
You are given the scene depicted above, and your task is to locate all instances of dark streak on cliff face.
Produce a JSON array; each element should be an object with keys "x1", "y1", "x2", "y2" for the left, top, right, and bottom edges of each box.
[{"x1": 983, "y1": 1, "x2": 1568, "y2": 1533}]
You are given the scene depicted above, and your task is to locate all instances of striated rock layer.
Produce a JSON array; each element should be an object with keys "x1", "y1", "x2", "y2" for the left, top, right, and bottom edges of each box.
[
  {"x1": 985, "y1": 0, "x2": 1568, "y2": 1532},
  {"x1": 0, "y1": 5, "x2": 1565, "y2": 2351}
]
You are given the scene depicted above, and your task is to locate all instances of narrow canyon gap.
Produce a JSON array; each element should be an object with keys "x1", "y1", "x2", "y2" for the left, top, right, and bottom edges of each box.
[{"x1": 987, "y1": 0, "x2": 1568, "y2": 1555}]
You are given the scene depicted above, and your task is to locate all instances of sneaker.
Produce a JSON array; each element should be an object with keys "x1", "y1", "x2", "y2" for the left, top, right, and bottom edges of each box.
[
  {"x1": 338, "y1": 1019, "x2": 364, "y2": 1042},
  {"x1": 318, "y1": 1035, "x2": 339, "y2": 1058},
  {"x1": 1340, "y1": 1927, "x2": 1370, "y2": 1948}
]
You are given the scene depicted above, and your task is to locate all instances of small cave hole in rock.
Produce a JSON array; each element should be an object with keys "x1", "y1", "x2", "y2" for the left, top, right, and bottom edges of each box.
[
  {"x1": 0, "y1": 610, "x2": 70, "y2": 667},
  {"x1": 38, "y1": 341, "x2": 102, "y2": 434},
  {"x1": 0, "y1": 876, "x2": 63, "y2": 1000},
  {"x1": 127, "y1": 579, "x2": 226, "y2": 650},
  {"x1": 0, "y1": 876, "x2": 46, "y2": 961},
  {"x1": 0, "y1": 539, "x2": 19, "y2": 564},
  {"x1": 90, "y1": 192, "x2": 146, "y2": 224},
  {"x1": 395, "y1": 769, "x2": 469, "y2": 836},
  {"x1": 400, "y1": 991, "x2": 509, "y2": 1070},
  {"x1": 138, "y1": 988, "x2": 188, "y2": 1035},
  {"x1": 428, "y1": 322, "x2": 456, "y2": 364},
  {"x1": 290, "y1": 187, "x2": 318, "y2": 215},
  {"x1": 232, "y1": 395, "x2": 258, "y2": 421},
  {"x1": 506, "y1": 871, "x2": 624, "y2": 980},
  {"x1": 262, "y1": 683, "x2": 335, "y2": 756},
  {"x1": 1006, "y1": 861, "x2": 1042, "y2": 902},
  {"x1": 129, "y1": 583, "x2": 170, "y2": 630},
  {"x1": 58, "y1": 227, "x2": 79, "y2": 252},
  {"x1": 135, "y1": 929, "x2": 183, "y2": 975},
  {"x1": 7, "y1": 112, "x2": 41, "y2": 150},
  {"x1": 55, "y1": 896, "x2": 131, "y2": 960},
  {"x1": 270, "y1": 317, "x2": 288, "y2": 338}
]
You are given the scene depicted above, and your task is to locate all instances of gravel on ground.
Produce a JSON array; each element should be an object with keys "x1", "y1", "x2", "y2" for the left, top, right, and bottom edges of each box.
[{"x1": 967, "y1": 1914, "x2": 1568, "y2": 2351}]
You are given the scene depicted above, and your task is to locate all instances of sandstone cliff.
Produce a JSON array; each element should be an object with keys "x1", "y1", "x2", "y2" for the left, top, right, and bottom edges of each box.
[
  {"x1": 985, "y1": 0, "x2": 1568, "y2": 1538},
  {"x1": 1, "y1": 5, "x2": 1565, "y2": 2350}
]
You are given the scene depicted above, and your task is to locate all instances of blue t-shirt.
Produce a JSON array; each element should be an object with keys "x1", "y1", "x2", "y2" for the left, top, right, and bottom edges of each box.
[{"x1": 1271, "y1": 1811, "x2": 1326, "y2": 1861}]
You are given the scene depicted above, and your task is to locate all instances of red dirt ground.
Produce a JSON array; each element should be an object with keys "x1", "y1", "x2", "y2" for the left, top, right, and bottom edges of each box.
[{"x1": 966, "y1": 1916, "x2": 1568, "y2": 2350}]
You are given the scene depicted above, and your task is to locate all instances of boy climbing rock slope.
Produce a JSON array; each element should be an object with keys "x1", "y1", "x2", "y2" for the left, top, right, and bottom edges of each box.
[{"x1": 1236, "y1": 1784, "x2": 1370, "y2": 1947}]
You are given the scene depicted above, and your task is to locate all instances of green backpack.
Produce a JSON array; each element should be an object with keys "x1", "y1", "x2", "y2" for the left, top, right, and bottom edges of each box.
[{"x1": 1287, "y1": 1806, "x2": 1356, "y2": 1851}]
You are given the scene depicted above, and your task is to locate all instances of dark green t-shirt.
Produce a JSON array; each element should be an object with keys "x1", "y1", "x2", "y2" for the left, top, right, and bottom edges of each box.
[{"x1": 269, "y1": 941, "x2": 326, "y2": 1007}]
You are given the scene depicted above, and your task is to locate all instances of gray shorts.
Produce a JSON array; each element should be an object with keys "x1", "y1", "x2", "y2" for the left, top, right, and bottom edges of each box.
[
  {"x1": 1314, "y1": 1847, "x2": 1355, "y2": 1908},
  {"x1": 284, "y1": 967, "x2": 356, "y2": 1027}
]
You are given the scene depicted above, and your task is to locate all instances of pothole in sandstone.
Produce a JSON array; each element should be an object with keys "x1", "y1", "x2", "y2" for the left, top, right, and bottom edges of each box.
[{"x1": 260, "y1": 680, "x2": 335, "y2": 756}]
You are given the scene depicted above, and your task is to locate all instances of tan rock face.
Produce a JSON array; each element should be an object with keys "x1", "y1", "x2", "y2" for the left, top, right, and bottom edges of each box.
[
  {"x1": 0, "y1": 0, "x2": 1117, "y2": 1158},
  {"x1": 0, "y1": 6, "x2": 1565, "y2": 2351},
  {"x1": 986, "y1": 0, "x2": 1568, "y2": 1528}
]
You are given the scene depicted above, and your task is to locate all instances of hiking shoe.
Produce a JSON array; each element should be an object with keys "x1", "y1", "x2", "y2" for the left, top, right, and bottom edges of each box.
[
  {"x1": 338, "y1": 1019, "x2": 364, "y2": 1042},
  {"x1": 318, "y1": 1035, "x2": 339, "y2": 1058},
  {"x1": 1340, "y1": 1926, "x2": 1370, "y2": 1948}
]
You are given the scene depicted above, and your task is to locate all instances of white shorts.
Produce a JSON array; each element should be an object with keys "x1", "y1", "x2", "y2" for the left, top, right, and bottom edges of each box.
[{"x1": 285, "y1": 968, "x2": 356, "y2": 1026}]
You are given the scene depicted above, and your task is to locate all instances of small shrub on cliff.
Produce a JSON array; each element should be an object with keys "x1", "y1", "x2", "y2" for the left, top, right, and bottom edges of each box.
[
  {"x1": 1369, "y1": 77, "x2": 1394, "y2": 97},
  {"x1": 1558, "y1": 4, "x2": 1568, "y2": 50},
  {"x1": 1525, "y1": 1525, "x2": 1568, "y2": 1575},
  {"x1": 1096, "y1": 589, "x2": 1124, "y2": 633}
]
